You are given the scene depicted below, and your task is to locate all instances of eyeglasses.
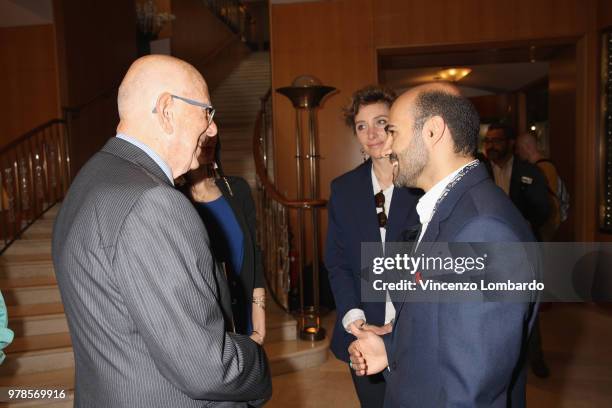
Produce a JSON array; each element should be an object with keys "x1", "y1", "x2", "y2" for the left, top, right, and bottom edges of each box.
[
  {"x1": 375, "y1": 190, "x2": 387, "y2": 228},
  {"x1": 152, "y1": 94, "x2": 216, "y2": 128}
]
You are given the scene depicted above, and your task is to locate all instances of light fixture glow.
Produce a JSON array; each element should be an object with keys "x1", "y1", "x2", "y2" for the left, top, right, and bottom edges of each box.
[
  {"x1": 530, "y1": 125, "x2": 537, "y2": 131},
  {"x1": 437, "y1": 67, "x2": 472, "y2": 82}
]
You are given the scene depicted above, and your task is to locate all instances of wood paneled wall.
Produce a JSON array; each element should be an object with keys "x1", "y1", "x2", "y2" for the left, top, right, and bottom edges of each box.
[
  {"x1": 271, "y1": 0, "x2": 603, "y2": 241},
  {"x1": 171, "y1": 0, "x2": 250, "y2": 90},
  {"x1": 0, "y1": 24, "x2": 60, "y2": 147},
  {"x1": 53, "y1": 0, "x2": 138, "y2": 171}
]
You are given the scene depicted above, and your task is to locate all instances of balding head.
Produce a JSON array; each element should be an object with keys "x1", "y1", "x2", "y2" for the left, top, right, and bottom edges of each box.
[
  {"x1": 386, "y1": 82, "x2": 480, "y2": 190},
  {"x1": 116, "y1": 55, "x2": 217, "y2": 179},
  {"x1": 516, "y1": 131, "x2": 540, "y2": 162},
  {"x1": 118, "y1": 55, "x2": 206, "y2": 121}
]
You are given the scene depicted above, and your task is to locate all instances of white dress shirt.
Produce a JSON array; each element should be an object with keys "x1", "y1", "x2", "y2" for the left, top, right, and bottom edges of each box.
[
  {"x1": 491, "y1": 156, "x2": 513, "y2": 196},
  {"x1": 416, "y1": 160, "x2": 479, "y2": 244},
  {"x1": 342, "y1": 166, "x2": 395, "y2": 332}
]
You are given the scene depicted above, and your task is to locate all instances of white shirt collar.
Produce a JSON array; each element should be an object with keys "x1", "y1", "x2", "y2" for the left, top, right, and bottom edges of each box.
[{"x1": 416, "y1": 160, "x2": 478, "y2": 225}]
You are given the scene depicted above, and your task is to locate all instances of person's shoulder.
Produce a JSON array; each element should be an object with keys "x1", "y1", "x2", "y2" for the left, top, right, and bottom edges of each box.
[
  {"x1": 225, "y1": 175, "x2": 250, "y2": 191},
  {"x1": 514, "y1": 157, "x2": 544, "y2": 177},
  {"x1": 535, "y1": 159, "x2": 558, "y2": 175},
  {"x1": 330, "y1": 161, "x2": 369, "y2": 192},
  {"x1": 458, "y1": 179, "x2": 533, "y2": 240}
]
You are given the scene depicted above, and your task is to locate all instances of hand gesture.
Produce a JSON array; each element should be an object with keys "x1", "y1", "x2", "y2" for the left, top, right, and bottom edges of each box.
[{"x1": 348, "y1": 326, "x2": 388, "y2": 376}]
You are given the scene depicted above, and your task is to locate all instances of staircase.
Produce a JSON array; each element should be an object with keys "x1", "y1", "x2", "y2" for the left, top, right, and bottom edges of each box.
[
  {"x1": 211, "y1": 51, "x2": 271, "y2": 188},
  {"x1": 0, "y1": 204, "x2": 328, "y2": 406}
]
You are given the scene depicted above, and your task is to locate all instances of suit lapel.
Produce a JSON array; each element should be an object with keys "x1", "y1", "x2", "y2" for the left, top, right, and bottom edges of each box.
[
  {"x1": 356, "y1": 161, "x2": 382, "y2": 245},
  {"x1": 394, "y1": 163, "x2": 490, "y2": 318},
  {"x1": 101, "y1": 137, "x2": 173, "y2": 186},
  {"x1": 385, "y1": 188, "x2": 414, "y2": 244}
]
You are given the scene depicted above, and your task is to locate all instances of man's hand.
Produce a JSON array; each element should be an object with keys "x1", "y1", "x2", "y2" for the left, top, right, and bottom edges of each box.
[
  {"x1": 347, "y1": 319, "x2": 365, "y2": 334},
  {"x1": 348, "y1": 327, "x2": 388, "y2": 376},
  {"x1": 363, "y1": 322, "x2": 393, "y2": 336}
]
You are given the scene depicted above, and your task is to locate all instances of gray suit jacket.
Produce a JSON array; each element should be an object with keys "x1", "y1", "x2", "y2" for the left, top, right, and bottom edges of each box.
[{"x1": 52, "y1": 137, "x2": 271, "y2": 407}]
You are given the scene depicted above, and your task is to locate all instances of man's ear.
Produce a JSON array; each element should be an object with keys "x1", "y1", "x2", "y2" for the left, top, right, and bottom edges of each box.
[
  {"x1": 422, "y1": 115, "x2": 445, "y2": 148},
  {"x1": 155, "y1": 93, "x2": 174, "y2": 134}
]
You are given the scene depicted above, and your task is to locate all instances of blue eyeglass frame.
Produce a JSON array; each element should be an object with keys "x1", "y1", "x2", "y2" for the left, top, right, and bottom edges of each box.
[{"x1": 152, "y1": 94, "x2": 215, "y2": 124}]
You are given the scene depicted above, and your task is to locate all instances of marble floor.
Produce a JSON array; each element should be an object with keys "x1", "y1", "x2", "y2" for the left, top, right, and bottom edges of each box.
[{"x1": 268, "y1": 304, "x2": 612, "y2": 407}]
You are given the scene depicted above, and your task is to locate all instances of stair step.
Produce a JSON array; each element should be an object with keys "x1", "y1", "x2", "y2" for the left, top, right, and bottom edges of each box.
[
  {"x1": 8, "y1": 303, "x2": 64, "y2": 318},
  {"x1": 0, "y1": 346, "x2": 74, "y2": 376},
  {"x1": 0, "y1": 366, "x2": 73, "y2": 389},
  {"x1": 265, "y1": 337, "x2": 329, "y2": 376},
  {"x1": 3, "y1": 394, "x2": 74, "y2": 408},
  {"x1": 1, "y1": 277, "x2": 60, "y2": 306},
  {"x1": 19, "y1": 220, "x2": 53, "y2": 240},
  {"x1": 4, "y1": 239, "x2": 52, "y2": 256},
  {"x1": 266, "y1": 315, "x2": 297, "y2": 343},
  {"x1": 5, "y1": 332, "x2": 71, "y2": 354},
  {"x1": 9, "y1": 304, "x2": 68, "y2": 337},
  {"x1": 0, "y1": 257, "x2": 55, "y2": 280}
]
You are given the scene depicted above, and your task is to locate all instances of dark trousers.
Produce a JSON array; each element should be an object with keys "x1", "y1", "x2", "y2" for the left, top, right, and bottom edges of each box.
[
  {"x1": 528, "y1": 312, "x2": 544, "y2": 363},
  {"x1": 350, "y1": 368, "x2": 386, "y2": 408}
]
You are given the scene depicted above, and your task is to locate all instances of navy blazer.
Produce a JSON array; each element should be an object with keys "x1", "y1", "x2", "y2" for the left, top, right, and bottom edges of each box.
[
  {"x1": 382, "y1": 162, "x2": 539, "y2": 408},
  {"x1": 325, "y1": 160, "x2": 420, "y2": 362}
]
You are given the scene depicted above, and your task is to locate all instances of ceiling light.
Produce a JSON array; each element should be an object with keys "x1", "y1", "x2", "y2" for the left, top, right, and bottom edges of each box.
[
  {"x1": 531, "y1": 125, "x2": 537, "y2": 131},
  {"x1": 437, "y1": 68, "x2": 472, "y2": 82}
]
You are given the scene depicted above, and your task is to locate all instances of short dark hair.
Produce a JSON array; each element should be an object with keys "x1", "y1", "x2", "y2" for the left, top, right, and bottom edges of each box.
[
  {"x1": 487, "y1": 122, "x2": 516, "y2": 140},
  {"x1": 343, "y1": 85, "x2": 396, "y2": 131},
  {"x1": 413, "y1": 91, "x2": 480, "y2": 156}
]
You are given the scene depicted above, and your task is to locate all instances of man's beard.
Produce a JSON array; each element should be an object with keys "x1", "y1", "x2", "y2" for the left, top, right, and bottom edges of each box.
[
  {"x1": 393, "y1": 130, "x2": 429, "y2": 188},
  {"x1": 486, "y1": 148, "x2": 501, "y2": 161}
]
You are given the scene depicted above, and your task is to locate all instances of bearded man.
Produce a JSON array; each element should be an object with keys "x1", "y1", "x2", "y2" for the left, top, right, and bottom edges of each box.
[{"x1": 347, "y1": 83, "x2": 539, "y2": 408}]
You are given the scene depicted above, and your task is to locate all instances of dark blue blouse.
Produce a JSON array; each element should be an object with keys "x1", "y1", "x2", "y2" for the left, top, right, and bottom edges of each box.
[{"x1": 197, "y1": 196, "x2": 244, "y2": 277}]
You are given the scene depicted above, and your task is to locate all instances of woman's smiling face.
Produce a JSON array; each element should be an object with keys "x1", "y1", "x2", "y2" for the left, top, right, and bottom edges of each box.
[{"x1": 354, "y1": 102, "x2": 390, "y2": 159}]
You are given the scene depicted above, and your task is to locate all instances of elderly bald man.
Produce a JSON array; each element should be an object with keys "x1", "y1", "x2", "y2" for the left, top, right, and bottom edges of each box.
[
  {"x1": 52, "y1": 55, "x2": 272, "y2": 408},
  {"x1": 348, "y1": 83, "x2": 539, "y2": 407}
]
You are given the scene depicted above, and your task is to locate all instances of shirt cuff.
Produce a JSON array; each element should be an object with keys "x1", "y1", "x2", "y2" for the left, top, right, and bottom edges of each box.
[{"x1": 342, "y1": 309, "x2": 366, "y2": 333}]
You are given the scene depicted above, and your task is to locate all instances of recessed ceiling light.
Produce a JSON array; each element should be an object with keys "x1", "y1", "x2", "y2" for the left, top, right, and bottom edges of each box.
[{"x1": 437, "y1": 68, "x2": 472, "y2": 82}]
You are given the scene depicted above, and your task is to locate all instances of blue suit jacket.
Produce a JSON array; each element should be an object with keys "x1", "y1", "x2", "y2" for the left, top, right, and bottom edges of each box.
[
  {"x1": 382, "y1": 163, "x2": 539, "y2": 408},
  {"x1": 325, "y1": 160, "x2": 420, "y2": 362}
]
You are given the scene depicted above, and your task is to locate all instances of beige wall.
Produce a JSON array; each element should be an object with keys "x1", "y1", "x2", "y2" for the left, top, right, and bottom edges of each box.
[{"x1": 270, "y1": 0, "x2": 603, "y2": 242}]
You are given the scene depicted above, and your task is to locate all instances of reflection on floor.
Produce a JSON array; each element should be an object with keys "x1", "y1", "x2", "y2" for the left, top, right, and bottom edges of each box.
[{"x1": 268, "y1": 304, "x2": 612, "y2": 407}]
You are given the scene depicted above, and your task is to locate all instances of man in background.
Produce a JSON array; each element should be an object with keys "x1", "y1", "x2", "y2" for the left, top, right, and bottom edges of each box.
[
  {"x1": 483, "y1": 123, "x2": 551, "y2": 238},
  {"x1": 516, "y1": 131, "x2": 562, "y2": 241}
]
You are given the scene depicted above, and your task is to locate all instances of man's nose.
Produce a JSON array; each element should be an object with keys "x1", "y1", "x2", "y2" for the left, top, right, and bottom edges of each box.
[
  {"x1": 381, "y1": 134, "x2": 394, "y2": 157},
  {"x1": 206, "y1": 120, "x2": 218, "y2": 137}
]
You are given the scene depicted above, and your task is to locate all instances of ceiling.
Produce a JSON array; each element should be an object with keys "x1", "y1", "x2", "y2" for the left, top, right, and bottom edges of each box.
[
  {"x1": 378, "y1": 43, "x2": 572, "y2": 96},
  {"x1": 382, "y1": 62, "x2": 549, "y2": 97},
  {"x1": 0, "y1": 0, "x2": 53, "y2": 28}
]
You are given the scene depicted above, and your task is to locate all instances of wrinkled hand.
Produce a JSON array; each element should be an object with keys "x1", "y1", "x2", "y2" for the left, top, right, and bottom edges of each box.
[
  {"x1": 347, "y1": 319, "x2": 365, "y2": 335},
  {"x1": 348, "y1": 327, "x2": 388, "y2": 376},
  {"x1": 363, "y1": 322, "x2": 393, "y2": 336}
]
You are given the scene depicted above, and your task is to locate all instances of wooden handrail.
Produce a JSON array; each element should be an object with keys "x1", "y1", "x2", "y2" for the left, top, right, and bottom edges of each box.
[
  {"x1": 252, "y1": 101, "x2": 326, "y2": 209},
  {"x1": 62, "y1": 85, "x2": 118, "y2": 115},
  {"x1": 0, "y1": 119, "x2": 66, "y2": 155}
]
